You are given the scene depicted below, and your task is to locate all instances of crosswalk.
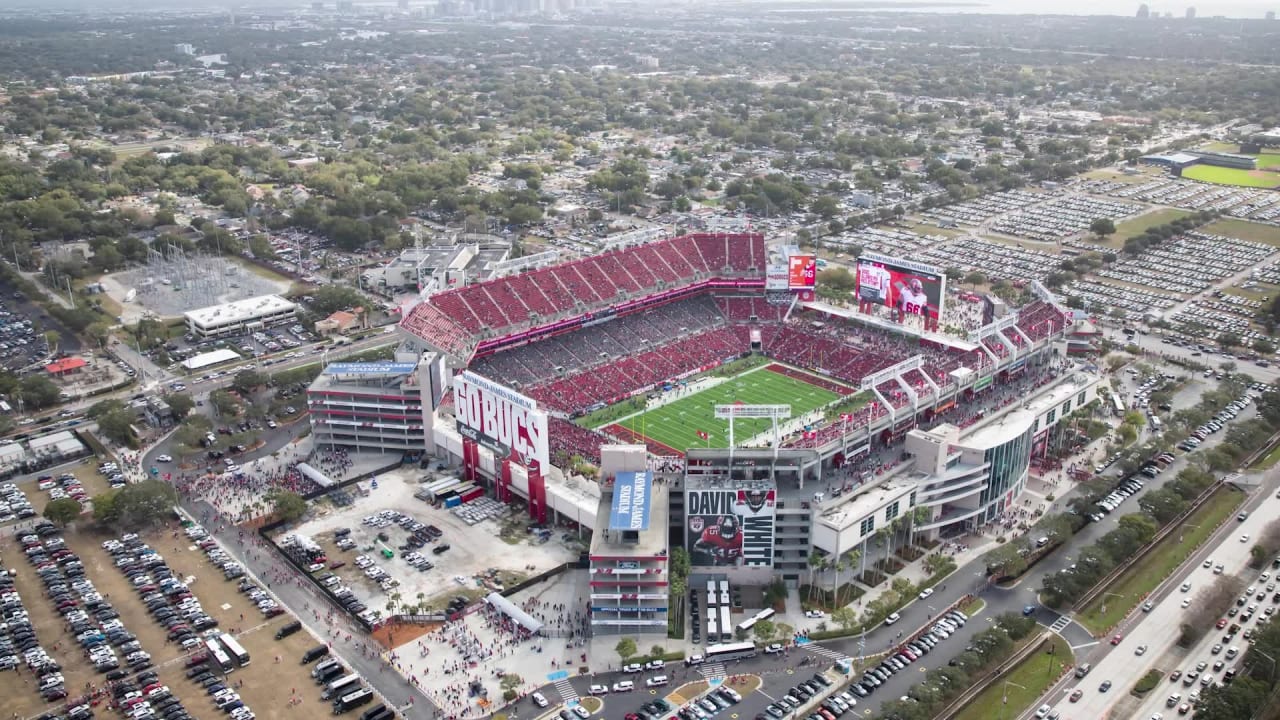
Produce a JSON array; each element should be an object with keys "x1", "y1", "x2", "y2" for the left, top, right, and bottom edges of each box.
[
  {"x1": 1049, "y1": 615, "x2": 1072, "y2": 633},
  {"x1": 801, "y1": 643, "x2": 848, "y2": 661},
  {"x1": 553, "y1": 677, "x2": 578, "y2": 703},
  {"x1": 699, "y1": 662, "x2": 727, "y2": 680}
]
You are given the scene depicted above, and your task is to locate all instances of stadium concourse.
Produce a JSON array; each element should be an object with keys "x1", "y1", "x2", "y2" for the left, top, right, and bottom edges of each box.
[{"x1": 399, "y1": 232, "x2": 1071, "y2": 465}]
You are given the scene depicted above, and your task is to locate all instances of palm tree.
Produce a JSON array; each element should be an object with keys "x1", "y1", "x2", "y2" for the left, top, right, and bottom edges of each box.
[
  {"x1": 905, "y1": 506, "x2": 931, "y2": 554},
  {"x1": 874, "y1": 526, "x2": 892, "y2": 573},
  {"x1": 833, "y1": 549, "x2": 861, "y2": 605},
  {"x1": 806, "y1": 550, "x2": 825, "y2": 604}
]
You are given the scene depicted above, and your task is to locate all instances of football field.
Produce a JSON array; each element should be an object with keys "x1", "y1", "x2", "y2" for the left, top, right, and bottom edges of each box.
[{"x1": 607, "y1": 366, "x2": 843, "y2": 454}]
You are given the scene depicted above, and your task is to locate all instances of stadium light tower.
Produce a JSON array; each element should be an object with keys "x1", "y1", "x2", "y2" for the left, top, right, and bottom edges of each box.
[{"x1": 714, "y1": 404, "x2": 791, "y2": 462}]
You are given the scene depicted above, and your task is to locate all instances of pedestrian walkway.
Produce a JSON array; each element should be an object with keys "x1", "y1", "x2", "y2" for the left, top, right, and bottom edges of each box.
[
  {"x1": 1049, "y1": 615, "x2": 1072, "y2": 633},
  {"x1": 552, "y1": 676, "x2": 578, "y2": 703},
  {"x1": 698, "y1": 662, "x2": 727, "y2": 680},
  {"x1": 799, "y1": 643, "x2": 847, "y2": 661}
]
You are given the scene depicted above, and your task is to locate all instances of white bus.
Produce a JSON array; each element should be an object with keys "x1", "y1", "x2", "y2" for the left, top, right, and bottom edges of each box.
[
  {"x1": 718, "y1": 581, "x2": 729, "y2": 594},
  {"x1": 719, "y1": 606, "x2": 732, "y2": 643},
  {"x1": 707, "y1": 619, "x2": 719, "y2": 643},
  {"x1": 735, "y1": 617, "x2": 757, "y2": 636},
  {"x1": 218, "y1": 633, "x2": 250, "y2": 667},
  {"x1": 204, "y1": 638, "x2": 234, "y2": 673},
  {"x1": 752, "y1": 608, "x2": 775, "y2": 623},
  {"x1": 1149, "y1": 415, "x2": 1163, "y2": 432},
  {"x1": 704, "y1": 641, "x2": 758, "y2": 663},
  {"x1": 1112, "y1": 393, "x2": 1125, "y2": 416}
]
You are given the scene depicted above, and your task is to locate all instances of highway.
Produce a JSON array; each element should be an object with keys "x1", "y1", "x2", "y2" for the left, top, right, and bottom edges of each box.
[{"x1": 1037, "y1": 485, "x2": 1277, "y2": 720}]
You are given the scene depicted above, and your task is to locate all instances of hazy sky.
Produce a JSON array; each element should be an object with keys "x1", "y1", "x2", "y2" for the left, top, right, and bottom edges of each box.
[{"x1": 766, "y1": 0, "x2": 1277, "y2": 18}]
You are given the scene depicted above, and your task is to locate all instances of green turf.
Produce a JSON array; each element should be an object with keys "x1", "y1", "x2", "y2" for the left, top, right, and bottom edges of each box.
[
  {"x1": 1255, "y1": 153, "x2": 1280, "y2": 169},
  {"x1": 615, "y1": 367, "x2": 842, "y2": 452},
  {"x1": 952, "y1": 640, "x2": 1073, "y2": 720},
  {"x1": 1077, "y1": 486, "x2": 1244, "y2": 634},
  {"x1": 1111, "y1": 208, "x2": 1193, "y2": 246},
  {"x1": 1203, "y1": 218, "x2": 1280, "y2": 247},
  {"x1": 1252, "y1": 442, "x2": 1280, "y2": 470},
  {"x1": 1181, "y1": 164, "x2": 1280, "y2": 189}
]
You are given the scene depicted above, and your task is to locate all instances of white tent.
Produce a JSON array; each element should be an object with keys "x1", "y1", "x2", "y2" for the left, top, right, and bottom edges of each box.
[{"x1": 483, "y1": 592, "x2": 544, "y2": 635}]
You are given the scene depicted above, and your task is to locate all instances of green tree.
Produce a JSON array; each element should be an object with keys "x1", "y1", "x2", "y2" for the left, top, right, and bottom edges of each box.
[
  {"x1": 809, "y1": 195, "x2": 841, "y2": 219},
  {"x1": 1089, "y1": 217, "x2": 1116, "y2": 239},
  {"x1": 209, "y1": 389, "x2": 240, "y2": 418},
  {"x1": 614, "y1": 637, "x2": 637, "y2": 663},
  {"x1": 231, "y1": 370, "x2": 266, "y2": 395},
  {"x1": 92, "y1": 479, "x2": 177, "y2": 531},
  {"x1": 831, "y1": 607, "x2": 857, "y2": 631},
  {"x1": 752, "y1": 620, "x2": 776, "y2": 643},
  {"x1": 163, "y1": 393, "x2": 194, "y2": 419},
  {"x1": 96, "y1": 406, "x2": 140, "y2": 448},
  {"x1": 308, "y1": 285, "x2": 371, "y2": 316},
  {"x1": 268, "y1": 489, "x2": 308, "y2": 523},
  {"x1": 43, "y1": 497, "x2": 82, "y2": 526},
  {"x1": 964, "y1": 271, "x2": 986, "y2": 287},
  {"x1": 18, "y1": 374, "x2": 62, "y2": 409}
]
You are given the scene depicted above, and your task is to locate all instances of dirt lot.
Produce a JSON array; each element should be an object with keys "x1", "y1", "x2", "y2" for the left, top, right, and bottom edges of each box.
[
  {"x1": 277, "y1": 470, "x2": 578, "y2": 615},
  {"x1": 0, "y1": 520, "x2": 333, "y2": 720}
]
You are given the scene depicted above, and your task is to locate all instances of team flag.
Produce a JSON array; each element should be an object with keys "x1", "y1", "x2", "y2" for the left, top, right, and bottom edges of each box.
[
  {"x1": 696, "y1": 430, "x2": 710, "y2": 440},
  {"x1": 840, "y1": 413, "x2": 854, "y2": 422}
]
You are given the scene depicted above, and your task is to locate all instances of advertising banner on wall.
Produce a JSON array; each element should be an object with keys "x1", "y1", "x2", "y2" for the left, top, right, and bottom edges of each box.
[
  {"x1": 766, "y1": 263, "x2": 790, "y2": 290},
  {"x1": 453, "y1": 371, "x2": 550, "y2": 470},
  {"x1": 685, "y1": 488, "x2": 776, "y2": 568}
]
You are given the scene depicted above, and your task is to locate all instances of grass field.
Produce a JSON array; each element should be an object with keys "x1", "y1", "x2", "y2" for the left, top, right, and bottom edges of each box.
[
  {"x1": 608, "y1": 365, "x2": 844, "y2": 454},
  {"x1": 1181, "y1": 164, "x2": 1280, "y2": 189},
  {"x1": 1252, "y1": 442, "x2": 1280, "y2": 470},
  {"x1": 952, "y1": 640, "x2": 1073, "y2": 720},
  {"x1": 1112, "y1": 208, "x2": 1193, "y2": 245},
  {"x1": 1197, "y1": 142, "x2": 1280, "y2": 169},
  {"x1": 1078, "y1": 486, "x2": 1244, "y2": 634},
  {"x1": 1203, "y1": 217, "x2": 1280, "y2": 246}
]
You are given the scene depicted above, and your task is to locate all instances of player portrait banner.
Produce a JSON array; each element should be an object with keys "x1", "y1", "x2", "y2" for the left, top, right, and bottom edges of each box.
[
  {"x1": 453, "y1": 370, "x2": 549, "y2": 470},
  {"x1": 855, "y1": 252, "x2": 946, "y2": 329},
  {"x1": 788, "y1": 254, "x2": 817, "y2": 289},
  {"x1": 685, "y1": 488, "x2": 776, "y2": 568}
]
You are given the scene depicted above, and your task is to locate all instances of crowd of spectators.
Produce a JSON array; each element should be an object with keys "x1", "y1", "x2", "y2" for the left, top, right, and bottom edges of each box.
[
  {"x1": 472, "y1": 296, "x2": 725, "y2": 388},
  {"x1": 1015, "y1": 300, "x2": 1071, "y2": 342},
  {"x1": 547, "y1": 418, "x2": 608, "y2": 465},
  {"x1": 526, "y1": 326, "x2": 743, "y2": 413},
  {"x1": 399, "y1": 233, "x2": 764, "y2": 350},
  {"x1": 451, "y1": 284, "x2": 1068, "y2": 463}
]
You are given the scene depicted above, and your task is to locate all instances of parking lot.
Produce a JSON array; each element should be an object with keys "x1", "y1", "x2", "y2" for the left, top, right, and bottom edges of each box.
[
  {"x1": 274, "y1": 468, "x2": 579, "y2": 622},
  {"x1": 0, "y1": 517, "x2": 336, "y2": 720},
  {"x1": 1096, "y1": 230, "x2": 1274, "y2": 295},
  {"x1": 1087, "y1": 177, "x2": 1280, "y2": 223},
  {"x1": 920, "y1": 236, "x2": 1061, "y2": 282}
]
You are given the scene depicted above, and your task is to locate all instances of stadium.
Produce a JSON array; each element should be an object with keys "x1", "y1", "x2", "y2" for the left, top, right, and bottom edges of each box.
[
  {"x1": 380, "y1": 232, "x2": 1092, "y2": 631},
  {"x1": 400, "y1": 232, "x2": 1071, "y2": 463}
]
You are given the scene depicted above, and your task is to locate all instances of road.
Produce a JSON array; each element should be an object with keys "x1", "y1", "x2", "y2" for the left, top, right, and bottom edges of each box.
[
  {"x1": 1040, "y1": 484, "x2": 1278, "y2": 720},
  {"x1": 805, "y1": 380, "x2": 1256, "y2": 714}
]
